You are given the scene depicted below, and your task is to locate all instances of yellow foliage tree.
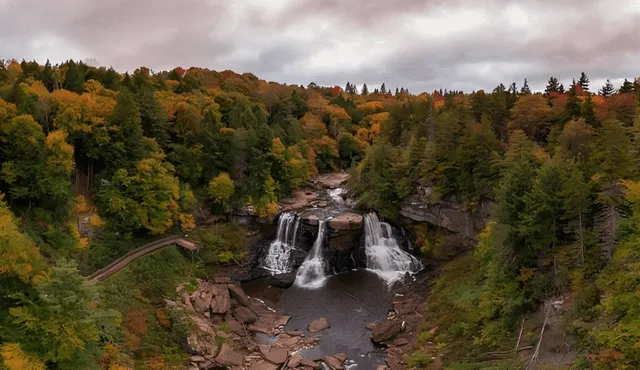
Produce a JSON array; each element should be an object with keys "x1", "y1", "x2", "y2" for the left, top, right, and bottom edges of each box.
[
  {"x1": 0, "y1": 194, "x2": 45, "y2": 282},
  {"x1": 208, "y1": 172, "x2": 235, "y2": 209},
  {"x1": 0, "y1": 343, "x2": 45, "y2": 370}
]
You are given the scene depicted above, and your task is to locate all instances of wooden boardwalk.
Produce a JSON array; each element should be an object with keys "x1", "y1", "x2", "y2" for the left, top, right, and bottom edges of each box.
[{"x1": 88, "y1": 235, "x2": 198, "y2": 281}]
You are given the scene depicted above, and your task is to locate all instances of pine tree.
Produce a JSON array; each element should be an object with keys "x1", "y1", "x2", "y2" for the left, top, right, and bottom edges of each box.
[
  {"x1": 558, "y1": 83, "x2": 565, "y2": 93},
  {"x1": 361, "y1": 83, "x2": 369, "y2": 95},
  {"x1": 395, "y1": 87, "x2": 399, "y2": 96},
  {"x1": 578, "y1": 72, "x2": 590, "y2": 92},
  {"x1": 520, "y1": 78, "x2": 531, "y2": 94},
  {"x1": 583, "y1": 94, "x2": 597, "y2": 126},
  {"x1": 562, "y1": 167, "x2": 591, "y2": 264},
  {"x1": 545, "y1": 77, "x2": 560, "y2": 96},
  {"x1": 619, "y1": 79, "x2": 634, "y2": 93},
  {"x1": 63, "y1": 60, "x2": 84, "y2": 93},
  {"x1": 567, "y1": 79, "x2": 582, "y2": 118},
  {"x1": 345, "y1": 82, "x2": 351, "y2": 94},
  {"x1": 599, "y1": 79, "x2": 616, "y2": 98},
  {"x1": 380, "y1": 83, "x2": 386, "y2": 94}
]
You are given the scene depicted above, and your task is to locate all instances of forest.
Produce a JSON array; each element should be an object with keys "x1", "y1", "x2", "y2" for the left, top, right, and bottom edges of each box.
[{"x1": 0, "y1": 58, "x2": 639, "y2": 369}]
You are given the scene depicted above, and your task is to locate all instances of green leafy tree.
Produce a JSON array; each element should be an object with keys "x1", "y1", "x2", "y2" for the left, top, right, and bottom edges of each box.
[{"x1": 9, "y1": 260, "x2": 119, "y2": 365}]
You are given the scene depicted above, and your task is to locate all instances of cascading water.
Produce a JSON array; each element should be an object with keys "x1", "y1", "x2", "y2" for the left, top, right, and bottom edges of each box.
[
  {"x1": 364, "y1": 213, "x2": 422, "y2": 283},
  {"x1": 263, "y1": 212, "x2": 300, "y2": 273},
  {"x1": 294, "y1": 220, "x2": 327, "y2": 289}
]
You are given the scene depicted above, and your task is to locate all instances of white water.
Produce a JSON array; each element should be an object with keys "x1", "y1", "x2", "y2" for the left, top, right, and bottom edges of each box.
[
  {"x1": 364, "y1": 213, "x2": 422, "y2": 283},
  {"x1": 294, "y1": 220, "x2": 327, "y2": 289},
  {"x1": 328, "y1": 187, "x2": 346, "y2": 204},
  {"x1": 263, "y1": 212, "x2": 300, "y2": 273}
]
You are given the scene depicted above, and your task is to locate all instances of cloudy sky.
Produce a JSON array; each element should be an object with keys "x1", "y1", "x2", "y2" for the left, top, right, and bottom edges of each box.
[{"x1": 1, "y1": 0, "x2": 639, "y2": 93}]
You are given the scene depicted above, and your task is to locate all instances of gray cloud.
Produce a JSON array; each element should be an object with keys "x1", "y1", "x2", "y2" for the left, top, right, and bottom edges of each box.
[{"x1": 0, "y1": 0, "x2": 638, "y2": 93}]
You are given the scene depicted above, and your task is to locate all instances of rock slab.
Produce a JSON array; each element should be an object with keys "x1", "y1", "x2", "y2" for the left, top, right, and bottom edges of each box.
[
  {"x1": 308, "y1": 318, "x2": 330, "y2": 333},
  {"x1": 370, "y1": 320, "x2": 403, "y2": 343}
]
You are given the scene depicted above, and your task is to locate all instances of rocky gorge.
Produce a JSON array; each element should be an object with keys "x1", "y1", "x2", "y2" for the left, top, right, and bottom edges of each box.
[{"x1": 174, "y1": 173, "x2": 492, "y2": 369}]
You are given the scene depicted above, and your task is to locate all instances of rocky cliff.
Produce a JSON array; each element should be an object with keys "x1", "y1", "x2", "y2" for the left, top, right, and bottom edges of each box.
[{"x1": 400, "y1": 186, "x2": 493, "y2": 241}]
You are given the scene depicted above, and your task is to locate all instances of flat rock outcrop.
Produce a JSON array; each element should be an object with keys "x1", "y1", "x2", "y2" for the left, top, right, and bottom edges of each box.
[
  {"x1": 400, "y1": 186, "x2": 493, "y2": 241},
  {"x1": 327, "y1": 213, "x2": 363, "y2": 230}
]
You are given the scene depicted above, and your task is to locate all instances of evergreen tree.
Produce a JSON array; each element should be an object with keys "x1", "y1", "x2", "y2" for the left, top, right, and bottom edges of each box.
[
  {"x1": 102, "y1": 88, "x2": 144, "y2": 173},
  {"x1": 137, "y1": 85, "x2": 170, "y2": 146},
  {"x1": 520, "y1": 78, "x2": 531, "y2": 94},
  {"x1": 361, "y1": 83, "x2": 369, "y2": 95},
  {"x1": 567, "y1": 79, "x2": 582, "y2": 118},
  {"x1": 380, "y1": 83, "x2": 386, "y2": 94},
  {"x1": 559, "y1": 83, "x2": 565, "y2": 93},
  {"x1": 63, "y1": 60, "x2": 84, "y2": 93},
  {"x1": 578, "y1": 72, "x2": 590, "y2": 92},
  {"x1": 544, "y1": 77, "x2": 560, "y2": 96},
  {"x1": 599, "y1": 79, "x2": 616, "y2": 98},
  {"x1": 619, "y1": 79, "x2": 634, "y2": 93},
  {"x1": 39, "y1": 59, "x2": 56, "y2": 92},
  {"x1": 395, "y1": 87, "x2": 399, "y2": 96},
  {"x1": 562, "y1": 166, "x2": 592, "y2": 264},
  {"x1": 345, "y1": 82, "x2": 352, "y2": 94},
  {"x1": 583, "y1": 94, "x2": 597, "y2": 127}
]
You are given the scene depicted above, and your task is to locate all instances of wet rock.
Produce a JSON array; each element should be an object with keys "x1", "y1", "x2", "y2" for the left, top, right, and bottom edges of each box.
[
  {"x1": 275, "y1": 336, "x2": 299, "y2": 347},
  {"x1": 393, "y1": 297, "x2": 419, "y2": 315},
  {"x1": 270, "y1": 272, "x2": 296, "y2": 288},
  {"x1": 215, "y1": 343, "x2": 243, "y2": 366},
  {"x1": 227, "y1": 284, "x2": 251, "y2": 307},
  {"x1": 249, "y1": 360, "x2": 279, "y2": 370},
  {"x1": 370, "y1": 320, "x2": 403, "y2": 343},
  {"x1": 286, "y1": 330, "x2": 304, "y2": 336},
  {"x1": 274, "y1": 315, "x2": 291, "y2": 327},
  {"x1": 305, "y1": 214, "x2": 320, "y2": 226},
  {"x1": 190, "y1": 355, "x2": 206, "y2": 362},
  {"x1": 308, "y1": 318, "x2": 330, "y2": 333},
  {"x1": 327, "y1": 213, "x2": 363, "y2": 231},
  {"x1": 225, "y1": 319, "x2": 245, "y2": 336},
  {"x1": 210, "y1": 284, "x2": 231, "y2": 314},
  {"x1": 334, "y1": 354, "x2": 347, "y2": 362},
  {"x1": 265, "y1": 346, "x2": 288, "y2": 364},
  {"x1": 193, "y1": 290, "x2": 213, "y2": 313},
  {"x1": 234, "y1": 306, "x2": 258, "y2": 324},
  {"x1": 301, "y1": 358, "x2": 320, "y2": 369},
  {"x1": 248, "y1": 324, "x2": 269, "y2": 334},
  {"x1": 212, "y1": 274, "x2": 231, "y2": 284},
  {"x1": 314, "y1": 172, "x2": 350, "y2": 188},
  {"x1": 288, "y1": 355, "x2": 303, "y2": 368},
  {"x1": 321, "y1": 356, "x2": 344, "y2": 370},
  {"x1": 393, "y1": 338, "x2": 409, "y2": 346}
]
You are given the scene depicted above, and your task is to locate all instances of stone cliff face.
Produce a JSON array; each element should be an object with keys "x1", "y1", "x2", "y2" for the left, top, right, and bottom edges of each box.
[{"x1": 400, "y1": 186, "x2": 493, "y2": 241}]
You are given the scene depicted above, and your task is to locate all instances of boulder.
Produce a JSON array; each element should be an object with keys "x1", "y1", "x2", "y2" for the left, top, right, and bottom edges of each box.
[
  {"x1": 286, "y1": 330, "x2": 304, "y2": 336},
  {"x1": 227, "y1": 284, "x2": 251, "y2": 307},
  {"x1": 393, "y1": 338, "x2": 409, "y2": 346},
  {"x1": 214, "y1": 343, "x2": 243, "y2": 366},
  {"x1": 305, "y1": 214, "x2": 320, "y2": 226},
  {"x1": 270, "y1": 272, "x2": 296, "y2": 289},
  {"x1": 234, "y1": 306, "x2": 258, "y2": 324},
  {"x1": 225, "y1": 319, "x2": 245, "y2": 336},
  {"x1": 210, "y1": 284, "x2": 231, "y2": 314},
  {"x1": 308, "y1": 318, "x2": 330, "y2": 333},
  {"x1": 334, "y1": 354, "x2": 347, "y2": 362},
  {"x1": 190, "y1": 355, "x2": 206, "y2": 362},
  {"x1": 249, "y1": 360, "x2": 279, "y2": 370},
  {"x1": 212, "y1": 274, "x2": 231, "y2": 284},
  {"x1": 248, "y1": 323, "x2": 269, "y2": 334},
  {"x1": 274, "y1": 315, "x2": 291, "y2": 327},
  {"x1": 370, "y1": 320, "x2": 402, "y2": 343},
  {"x1": 288, "y1": 355, "x2": 303, "y2": 368},
  {"x1": 193, "y1": 290, "x2": 213, "y2": 313},
  {"x1": 265, "y1": 346, "x2": 288, "y2": 364},
  {"x1": 301, "y1": 358, "x2": 320, "y2": 369},
  {"x1": 322, "y1": 356, "x2": 344, "y2": 370},
  {"x1": 327, "y1": 213, "x2": 363, "y2": 231},
  {"x1": 183, "y1": 292, "x2": 195, "y2": 311}
]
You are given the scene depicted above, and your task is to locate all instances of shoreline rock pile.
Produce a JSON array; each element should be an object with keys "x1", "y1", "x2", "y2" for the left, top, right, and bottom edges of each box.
[{"x1": 168, "y1": 276, "x2": 347, "y2": 369}]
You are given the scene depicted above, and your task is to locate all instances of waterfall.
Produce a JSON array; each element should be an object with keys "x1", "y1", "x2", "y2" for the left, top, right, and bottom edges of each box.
[
  {"x1": 364, "y1": 213, "x2": 421, "y2": 283},
  {"x1": 294, "y1": 220, "x2": 327, "y2": 289},
  {"x1": 263, "y1": 212, "x2": 300, "y2": 273}
]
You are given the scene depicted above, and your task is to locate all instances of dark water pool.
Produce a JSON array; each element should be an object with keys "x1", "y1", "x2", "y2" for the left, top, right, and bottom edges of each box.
[{"x1": 244, "y1": 269, "x2": 394, "y2": 369}]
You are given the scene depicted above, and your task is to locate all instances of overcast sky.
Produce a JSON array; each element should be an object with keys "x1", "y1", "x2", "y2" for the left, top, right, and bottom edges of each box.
[{"x1": 1, "y1": 0, "x2": 639, "y2": 93}]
